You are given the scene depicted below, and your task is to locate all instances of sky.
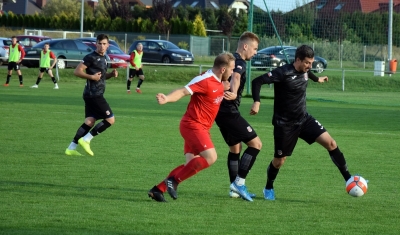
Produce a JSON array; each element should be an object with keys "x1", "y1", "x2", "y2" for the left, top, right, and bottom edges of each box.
[{"x1": 254, "y1": 0, "x2": 314, "y2": 13}]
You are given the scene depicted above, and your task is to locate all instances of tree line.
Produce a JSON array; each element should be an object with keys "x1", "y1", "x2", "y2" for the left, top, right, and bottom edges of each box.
[{"x1": 1, "y1": 0, "x2": 398, "y2": 46}]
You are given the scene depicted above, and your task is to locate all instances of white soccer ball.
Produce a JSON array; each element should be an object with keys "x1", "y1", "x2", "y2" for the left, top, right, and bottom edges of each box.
[{"x1": 346, "y1": 175, "x2": 368, "y2": 197}]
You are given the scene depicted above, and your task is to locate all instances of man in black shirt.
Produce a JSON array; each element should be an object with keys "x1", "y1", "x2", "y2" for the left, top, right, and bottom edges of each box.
[
  {"x1": 251, "y1": 45, "x2": 353, "y2": 200},
  {"x1": 215, "y1": 32, "x2": 262, "y2": 202},
  {"x1": 65, "y1": 34, "x2": 118, "y2": 156}
]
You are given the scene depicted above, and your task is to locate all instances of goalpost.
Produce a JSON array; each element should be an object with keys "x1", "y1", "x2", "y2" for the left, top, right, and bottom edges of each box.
[{"x1": 24, "y1": 29, "x2": 94, "y2": 39}]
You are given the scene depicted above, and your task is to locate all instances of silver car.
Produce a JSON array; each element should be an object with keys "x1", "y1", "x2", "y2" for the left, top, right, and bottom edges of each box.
[{"x1": 0, "y1": 37, "x2": 12, "y2": 66}]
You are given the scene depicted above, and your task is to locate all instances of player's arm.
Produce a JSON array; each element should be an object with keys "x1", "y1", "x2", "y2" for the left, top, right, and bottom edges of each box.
[
  {"x1": 156, "y1": 87, "x2": 190, "y2": 104},
  {"x1": 309, "y1": 71, "x2": 328, "y2": 83},
  {"x1": 250, "y1": 72, "x2": 275, "y2": 115},
  {"x1": 106, "y1": 69, "x2": 118, "y2": 79},
  {"x1": 50, "y1": 52, "x2": 57, "y2": 69},
  {"x1": 74, "y1": 62, "x2": 100, "y2": 81},
  {"x1": 18, "y1": 44, "x2": 25, "y2": 63}
]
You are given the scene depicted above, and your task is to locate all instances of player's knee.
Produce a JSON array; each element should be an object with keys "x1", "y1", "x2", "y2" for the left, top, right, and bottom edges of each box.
[
  {"x1": 272, "y1": 156, "x2": 286, "y2": 168},
  {"x1": 325, "y1": 139, "x2": 337, "y2": 151},
  {"x1": 106, "y1": 118, "x2": 115, "y2": 125}
]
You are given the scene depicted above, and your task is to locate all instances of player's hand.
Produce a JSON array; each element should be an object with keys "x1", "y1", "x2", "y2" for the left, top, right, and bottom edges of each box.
[
  {"x1": 112, "y1": 69, "x2": 118, "y2": 78},
  {"x1": 156, "y1": 93, "x2": 168, "y2": 105},
  {"x1": 92, "y1": 72, "x2": 102, "y2": 81},
  {"x1": 318, "y1": 76, "x2": 328, "y2": 83},
  {"x1": 250, "y1": 102, "x2": 260, "y2": 115},
  {"x1": 224, "y1": 91, "x2": 236, "y2": 100}
]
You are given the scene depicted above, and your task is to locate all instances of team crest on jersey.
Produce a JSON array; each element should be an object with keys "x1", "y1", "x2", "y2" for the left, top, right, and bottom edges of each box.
[
  {"x1": 247, "y1": 126, "x2": 253, "y2": 132},
  {"x1": 277, "y1": 150, "x2": 283, "y2": 155},
  {"x1": 304, "y1": 73, "x2": 308, "y2": 81},
  {"x1": 237, "y1": 65, "x2": 242, "y2": 70},
  {"x1": 106, "y1": 110, "x2": 110, "y2": 115},
  {"x1": 267, "y1": 72, "x2": 272, "y2": 77}
]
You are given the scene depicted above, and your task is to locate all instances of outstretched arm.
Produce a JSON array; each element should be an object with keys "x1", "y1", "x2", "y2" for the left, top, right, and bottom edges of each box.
[{"x1": 156, "y1": 87, "x2": 190, "y2": 105}]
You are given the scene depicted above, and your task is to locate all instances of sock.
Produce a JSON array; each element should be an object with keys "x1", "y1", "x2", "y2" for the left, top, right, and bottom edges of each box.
[
  {"x1": 68, "y1": 142, "x2": 78, "y2": 150},
  {"x1": 329, "y1": 147, "x2": 352, "y2": 181},
  {"x1": 227, "y1": 152, "x2": 240, "y2": 183},
  {"x1": 36, "y1": 77, "x2": 42, "y2": 85},
  {"x1": 265, "y1": 161, "x2": 280, "y2": 189},
  {"x1": 51, "y1": 77, "x2": 56, "y2": 84},
  {"x1": 237, "y1": 147, "x2": 260, "y2": 179},
  {"x1": 174, "y1": 157, "x2": 210, "y2": 183},
  {"x1": 72, "y1": 123, "x2": 92, "y2": 143},
  {"x1": 19, "y1": 75, "x2": 23, "y2": 84},
  {"x1": 6, "y1": 75, "x2": 11, "y2": 84},
  {"x1": 137, "y1": 79, "x2": 143, "y2": 88},
  {"x1": 83, "y1": 133, "x2": 94, "y2": 142},
  {"x1": 127, "y1": 80, "x2": 131, "y2": 90},
  {"x1": 234, "y1": 176, "x2": 245, "y2": 186},
  {"x1": 157, "y1": 164, "x2": 184, "y2": 192},
  {"x1": 89, "y1": 120, "x2": 112, "y2": 137}
]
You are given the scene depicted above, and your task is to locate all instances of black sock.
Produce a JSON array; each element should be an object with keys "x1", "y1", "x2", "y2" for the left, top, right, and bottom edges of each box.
[
  {"x1": 227, "y1": 152, "x2": 240, "y2": 183},
  {"x1": 137, "y1": 79, "x2": 143, "y2": 88},
  {"x1": 266, "y1": 161, "x2": 279, "y2": 189},
  {"x1": 127, "y1": 80, "x2": 131, "y2": 90},
  {"x1": 19, "y1": 75, "x2": 23, "y2": 84},
  {"x1": 51, "y1": 77, "x2": 56, "y2": 84},
  {"x1": 90, "y1": 120, "x2": 111, "y2": 137},
  {"x1": 329, "y1": 147, "x2": 351, "y2": 181},
  {"x1": 73, "y1": 123, "x2": 92, "y2": 143},
  {"x1": 238, "y1": 147, "x2": 260, "y2": 179},
  {"x1": 6, "y1": 75, "x2": 11, "y2": 84},
  {"x1": 36, "y1": 77, "x2": 42, "y2": 85}
]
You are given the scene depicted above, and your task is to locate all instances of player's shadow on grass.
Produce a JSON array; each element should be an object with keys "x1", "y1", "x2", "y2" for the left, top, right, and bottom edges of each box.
[{"x1": 0, "y1": 180, "x2": 153, "y2": 202}]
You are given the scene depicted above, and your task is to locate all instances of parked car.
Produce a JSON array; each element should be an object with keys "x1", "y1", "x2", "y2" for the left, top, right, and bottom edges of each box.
[
  {"x1": 84, "y1": 42, "x2": 129, "y2": 68},
  {"x1": 22, "y1": 39, "x2": 94, "y2": 69},
  {"x1": 76, "y1": 37, "x2": 120, "y2": 49},
  {"x1": 251, "y1": 46, "x2": 328, "y2": 73},
  {"x1": 16, "y1": 35, "x2": 51, "y2": 49},
  {"x1": 0, "y1": 37, "x2": 12, "y2": 66},
  {"x1": 127, "y1": 39, "x2": 194, "y2": 64}
]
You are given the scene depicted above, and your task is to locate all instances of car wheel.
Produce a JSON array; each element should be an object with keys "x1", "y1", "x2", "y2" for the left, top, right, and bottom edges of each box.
[
  {"x1": 278, "y1": 60, "x2": 287, "y2": 67},
  {"x1": 57, "y1": 57, "x2": 66, "y2": 69},
  {"x1": 162, "y1": 56, "x2": 171, "y2": 63},
  {"x1": 314, "y1": 62, "x2": 324, "y2": 73}
]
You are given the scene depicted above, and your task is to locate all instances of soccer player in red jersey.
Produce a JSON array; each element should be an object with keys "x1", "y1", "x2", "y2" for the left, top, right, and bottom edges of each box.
[
  {"x1": 148, "y1": 52, "x2": 236, "y2": 202},
  {"x1": 4, "y1": 36, "x2": 25, "y2": 87}
]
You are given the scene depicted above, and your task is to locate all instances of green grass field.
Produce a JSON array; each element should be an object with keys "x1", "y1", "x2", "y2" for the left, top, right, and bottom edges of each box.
[{"x1": 1, "y1": 68, "x2": 400, "y2": 235}]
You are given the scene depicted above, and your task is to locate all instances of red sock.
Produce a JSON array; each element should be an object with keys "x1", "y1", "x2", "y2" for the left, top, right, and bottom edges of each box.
[
  {"x1": 156, "y1": 164, "x2": 184, "y2": 192},
  {"x1": 174, "y1": 157, "x2": 210, "y2": 183}
]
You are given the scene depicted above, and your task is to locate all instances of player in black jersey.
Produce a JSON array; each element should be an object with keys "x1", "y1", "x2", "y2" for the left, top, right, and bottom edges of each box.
[
  {"x1": 251, "y1": 45, "x2": 352, "y2": 200},
  {"x1": 65, "y1": 34, "x2": 118, "y2": 156},
  {"x1": 215, "y1": 32, "x2": 262, "y2": 202}
]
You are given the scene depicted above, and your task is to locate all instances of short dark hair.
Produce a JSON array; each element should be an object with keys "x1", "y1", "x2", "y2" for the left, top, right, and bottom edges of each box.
[
  {"x1": 295, "y1": 45, "x2": 314, "y2": 61},
  {"x1": 11, "y1": 36, "x2": 17, "y2": 39},
  {"x1": 96, "y1": 34, "x2": 109, "y2": 43}
]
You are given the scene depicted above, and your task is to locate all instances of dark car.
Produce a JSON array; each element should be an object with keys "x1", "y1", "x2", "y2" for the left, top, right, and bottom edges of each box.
[
  {"x1": 22, "y1": 39, "x2": 94, "y2": 69},
  {"x1": 127, "y1": 40, "x2": 194, "y2": 64},
  {"x1": 251, "y1": 46, "x2": 328, "y2": 73},
  {"x1": 16, "y1": 35, "x2": 51, "y2": 49},
  {"x1": 76, "y1": 37, "x2": 120, "y2": 49},
  {"x1": 84, "y1": 42, "x2": 129, "y2": 68}
]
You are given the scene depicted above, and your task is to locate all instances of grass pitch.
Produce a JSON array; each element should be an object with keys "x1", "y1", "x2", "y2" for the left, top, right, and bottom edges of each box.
[{"x1": 0, "y1": 70, "x2": 399, "y2": 235}]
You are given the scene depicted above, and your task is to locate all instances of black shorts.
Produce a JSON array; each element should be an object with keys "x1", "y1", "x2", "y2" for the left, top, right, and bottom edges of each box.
[
  {"x1": 215, "y1": 112, "x2": 258, "y2": 146},
  {"x1": 84, "y1": 96, "x2": 114, "y2": 120},
  {"x1": 273, "y1": 113, "x2": 326, "y2": 158},
  {"x1": 39, "y1": 68, "x2": 50, "y2": 73},
  {"x1": 8, "y1": 62, "x2": 20, "y2": 71},
  {"x1": 129, "y1": 68, "x2": 144, "y2": 78}
]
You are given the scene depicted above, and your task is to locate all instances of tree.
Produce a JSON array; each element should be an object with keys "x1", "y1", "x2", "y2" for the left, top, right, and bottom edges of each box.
[
  {"x1": 41, "y1": 0, "x2": 81, "y2": 18},
  {"x1": 151, "y1": 0, "x2": 173, "y2": 35},
  {"x1": 217, "y1": 6, "x2": 235, "y2": 51},
  {"x1": 192, "y1": 14, "x2": 206, "y2": 36},
  {"x1": 103, "y1": 0, "x2": 132, "y2": 20}
]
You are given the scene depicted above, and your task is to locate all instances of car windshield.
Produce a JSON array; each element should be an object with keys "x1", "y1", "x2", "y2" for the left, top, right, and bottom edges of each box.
[
  {"x1": 157, "y1": 41, "x2": 179, "y2": 50},
  {"x1": 107, "y1": 46, "x2": 125, "y2": 54},
  {"x1": 32, "y1": 40, "x2": 50, "y2": 48},
  {"x1": 2, "y1": 40, "x2": 12, "y2": 46}
]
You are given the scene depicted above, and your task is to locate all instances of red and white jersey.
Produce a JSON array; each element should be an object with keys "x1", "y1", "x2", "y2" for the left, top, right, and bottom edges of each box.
[{"x1": 181, "y1": 69, "x2": 225, "y2": 130}]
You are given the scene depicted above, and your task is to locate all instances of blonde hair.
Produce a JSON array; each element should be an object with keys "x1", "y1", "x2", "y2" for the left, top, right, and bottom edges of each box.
[
  {"x1": 238, "y1": 31, "x2": 259, "y2": 45},
  {"x1": 213, "y1": 52, "x2": 235, "y2": 68}
]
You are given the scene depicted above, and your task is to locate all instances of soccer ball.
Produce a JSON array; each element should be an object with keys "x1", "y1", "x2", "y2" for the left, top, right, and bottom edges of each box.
[{"x1": 346, "y1": 175, "x2": 368, "y2": 197}]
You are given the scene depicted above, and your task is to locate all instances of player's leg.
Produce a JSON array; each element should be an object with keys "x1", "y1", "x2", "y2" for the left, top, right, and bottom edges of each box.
[
  {"x1": 16, "y1": 64, "x2": 23, "y2": 86},
  {"x1": 47, "y1": 69, "x2": 58, "y2": 89},
  {"x1": 4, "y1": 63, "x2": 14, "y2": 86},
  {"x1": 127, "y1": 69, "x2": 134, "y2": 93},
  {"x1": 136, "y1": 69, "x2": 144, "y2": 93}
]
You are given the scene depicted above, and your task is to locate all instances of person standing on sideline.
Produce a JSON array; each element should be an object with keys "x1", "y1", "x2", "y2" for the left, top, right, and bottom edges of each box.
[
  {"x1": 215, "y1": 31, "x2": 262, "y2": 202},
  {"x1": 127, "y1": 43, "x2": 144, "y2": 94},
  {"x1": 4, "y1": 36, "x2": 25, "y2": 87},
  {"x1": 251, "y1": 45, "x2": 353, "y2": 200},
  {"x1": 65, "y1": 34, "x2": 118, "y2": 156},
  {"x1": 148, "y1": 52, "x2": 236, "y2": 202},
  {"x1": 31, "y1": 42, "x2": 59, "y2": 89}
]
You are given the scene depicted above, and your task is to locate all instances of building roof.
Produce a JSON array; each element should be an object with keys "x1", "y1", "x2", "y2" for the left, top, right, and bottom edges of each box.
[
  {"x1": 313, "y1": 0, "x2": 400, "y2": 14},
  {"x1": 2, "y1": 0, "x2": 42, "y2": 15}
]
